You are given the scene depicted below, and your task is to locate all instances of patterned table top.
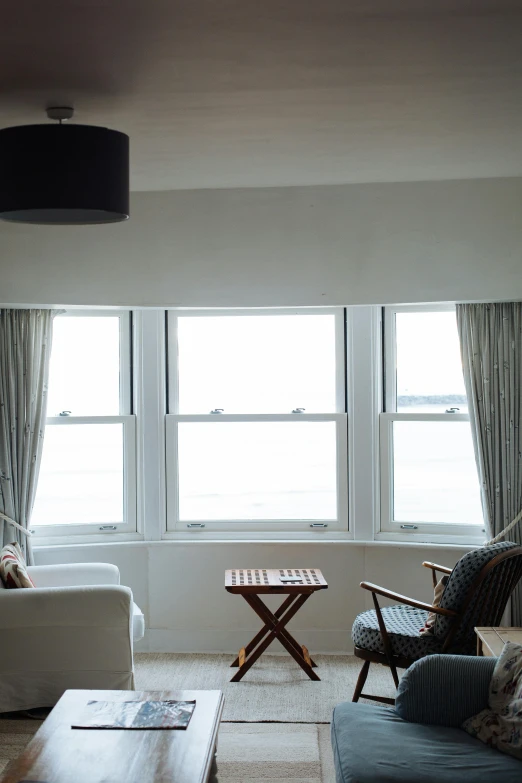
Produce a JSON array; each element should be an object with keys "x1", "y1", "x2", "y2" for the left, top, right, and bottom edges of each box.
[{"x1": 225, "y1": 568, "x2": 328, "y2": 593}]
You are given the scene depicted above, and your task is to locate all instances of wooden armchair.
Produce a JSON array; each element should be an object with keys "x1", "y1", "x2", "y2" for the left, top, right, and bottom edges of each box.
[{"x1": 351, "y1": 541, "x2": 522, "y2": 704}]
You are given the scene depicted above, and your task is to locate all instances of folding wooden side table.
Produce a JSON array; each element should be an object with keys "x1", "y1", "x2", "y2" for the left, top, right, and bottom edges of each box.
[{"x1": 225, "y1": 568, "x2": 328, "y2": 682}]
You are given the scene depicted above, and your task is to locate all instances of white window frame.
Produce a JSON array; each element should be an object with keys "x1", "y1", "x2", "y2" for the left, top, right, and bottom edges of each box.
[
  {"x1": 379, "y1": 304, "x2": 484, "y2": 545},
  {"x1": 165, "y1": 308, "x2": 349, "y2": 538},
  {"x1": 31, "y1": 309, "x2": 138, "y2": 541}
]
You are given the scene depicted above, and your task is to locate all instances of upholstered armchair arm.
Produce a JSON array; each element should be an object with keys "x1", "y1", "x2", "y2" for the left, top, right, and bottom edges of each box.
[
  {"x1": 360, "y1": 582, "x2": 457, "y2": 617},
  {"x1": 395, "y1": 654, "x2": 495, "y2": 727},
  {"x1": 27, "y1": 562, "x2": 120, "y2": 588},
  {"x1": 0, "y1": 584, "x2": 131, "y2": 628},
  {"x1": 0, "y1": 585, "x2": 135, "y2": 712}
]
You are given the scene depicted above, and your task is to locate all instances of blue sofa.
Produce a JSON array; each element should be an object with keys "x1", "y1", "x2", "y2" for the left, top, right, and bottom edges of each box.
[{"x1": 331, "y1": 655, "x2": 522, "y2": 783}]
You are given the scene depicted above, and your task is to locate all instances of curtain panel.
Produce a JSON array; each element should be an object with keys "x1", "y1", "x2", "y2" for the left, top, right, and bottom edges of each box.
[
  {"x1": 456, "y1": 302, "x2": 522, "y2": 624},
  {"x1": 0, "y1": 309, "x2": 56, "y2": 563}
]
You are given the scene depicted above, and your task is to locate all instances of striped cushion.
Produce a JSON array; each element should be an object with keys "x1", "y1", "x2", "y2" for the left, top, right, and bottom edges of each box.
[{"x1": 396, "y1": 654, "x2": 496, "y2": 726}]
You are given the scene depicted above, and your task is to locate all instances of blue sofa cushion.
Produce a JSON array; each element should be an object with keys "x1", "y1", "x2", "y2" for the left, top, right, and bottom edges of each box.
[
  {"x1": 396, "y1": 654, "x2": 496, "y2": 727},
  {"x1": 331, "y1": 702, "x2": 522, "y2": 783}
]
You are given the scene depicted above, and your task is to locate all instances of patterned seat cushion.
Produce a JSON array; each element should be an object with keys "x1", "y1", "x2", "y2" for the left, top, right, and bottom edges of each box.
[{"x1": 352, "y1": 605, "x2": 442, "y2": 660}]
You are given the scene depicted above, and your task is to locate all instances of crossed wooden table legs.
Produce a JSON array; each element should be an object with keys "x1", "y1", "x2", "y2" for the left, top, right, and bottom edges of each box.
[{"x1": 225, "y1": 568, "x2": 328, "y2": 682}]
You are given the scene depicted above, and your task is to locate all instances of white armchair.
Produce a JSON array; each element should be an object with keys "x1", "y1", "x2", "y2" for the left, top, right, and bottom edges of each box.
[{"x1": 0, "y1": 562, "x2": 144, "y2": 713}]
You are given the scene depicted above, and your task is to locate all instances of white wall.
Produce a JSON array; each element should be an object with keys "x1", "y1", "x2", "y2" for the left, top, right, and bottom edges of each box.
[
  {"x1": 8, "y1": 178, "x2": 517, "y2": 653},
  {"x1": 1, "y1": 177, "x2": 522, "y2": 309},
  {"x1": 33, "y1": 541, "x2": 469, "y2": 654}
]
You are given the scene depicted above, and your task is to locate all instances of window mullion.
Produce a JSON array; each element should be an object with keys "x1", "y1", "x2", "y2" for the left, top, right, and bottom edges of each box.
[
  {"x1": 348, "y1": 306, "x2": 381, "y2": 542},
  {"x1": 134, "y1": 310, "x2": 166, "y2": 541}
]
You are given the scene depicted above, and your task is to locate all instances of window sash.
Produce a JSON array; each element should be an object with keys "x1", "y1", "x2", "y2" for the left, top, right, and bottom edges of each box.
[
  {"x1": 166, "y1": 308, "x2": 346, "y2": 415},
  {"x1": 380, "y1": 304, "x2": 483, "y2": 542},
  {"x1": 50, "y1": 309, "x2": 132, "y2": 415},
  {"x1": 31, "y1": 415, "x2": 137, "y2": 538},
  {"x1": 383, "y1": 303, "x2": 457, "y2": 413},
  {"x1": 32, "y1": 310, "x2": 136, "y2": 539},
  {"x1": 165, "y1": 413, "x2": 349, "y2": 533},
  {"x1": 379, "y1": 412, "x2": 483, "y2": 540}
]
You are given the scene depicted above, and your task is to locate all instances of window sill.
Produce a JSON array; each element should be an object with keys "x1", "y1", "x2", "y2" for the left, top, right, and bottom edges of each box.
[
  {"x1": 34, "y1": 534, "x2": 481, "y2": 551},
  {"x1": 32, "y1": 531, "x2": 144, "y2": 548},
  {"x1": 162, "y1": 530, "x2": 353, "y2": 542},
  {"x1": 375, "y1": 531, "x2": 485, "y2": 548}
]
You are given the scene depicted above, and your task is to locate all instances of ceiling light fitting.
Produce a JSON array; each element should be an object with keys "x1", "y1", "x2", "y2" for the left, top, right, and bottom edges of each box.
[{"x1": 0, "y1": 107, "x2": 129, "y2": 225}]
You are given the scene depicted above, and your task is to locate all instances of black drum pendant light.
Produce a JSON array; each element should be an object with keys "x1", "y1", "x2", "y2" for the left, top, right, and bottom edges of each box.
[{"x1": 0, "y1": 107, "x2": 129, "y2": 224}]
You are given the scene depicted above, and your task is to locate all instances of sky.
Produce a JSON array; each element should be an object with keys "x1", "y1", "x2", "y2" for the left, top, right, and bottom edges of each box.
[{"x1": 396, "y1": 310, "x2": 466, "y2": 398}]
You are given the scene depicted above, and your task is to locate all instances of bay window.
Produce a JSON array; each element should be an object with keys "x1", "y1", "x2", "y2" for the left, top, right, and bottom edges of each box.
[{"x1": 26, "y1": 303, "x2": 487, "y2": 545}]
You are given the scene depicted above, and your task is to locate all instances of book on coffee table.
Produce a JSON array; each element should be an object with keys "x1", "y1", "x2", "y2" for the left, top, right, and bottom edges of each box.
[{"x1": 72, "y1": 699, "x2": 196, "y2": 730}]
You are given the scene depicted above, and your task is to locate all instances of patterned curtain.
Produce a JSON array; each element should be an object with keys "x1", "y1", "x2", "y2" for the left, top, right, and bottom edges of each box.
[
  {"x1": 0, "y1": 309, "x2": 56, "y2": 563},
  {"x1": 456, "y1": 302, "x2": 522, "y2": 624}
]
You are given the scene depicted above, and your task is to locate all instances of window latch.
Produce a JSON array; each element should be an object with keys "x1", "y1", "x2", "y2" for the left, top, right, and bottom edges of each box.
[
  {"x1": 59, "y1": 410, "x2": 72, "y2": 417},
  {"x1": 310, "y1": 523, "x2": 328, "y2": 528},
  {"x1": 187, "y1": 523, "x2": 206, "y2": 529},
  {"x1": 400, "y1": 524, "x2": 418, "y2": 530},
  {"x1": 99, "y1": 525, "x2": 117, "y2": 531},
  {"x1": 292, "y1": 408, "x2": 305, "y2": 414},
  {"x1": 210, "y1": 409, "x2": 224, "y2": 414},
  {"x1": 445, "y1": 407, "x2": 460, "y2": 414}
]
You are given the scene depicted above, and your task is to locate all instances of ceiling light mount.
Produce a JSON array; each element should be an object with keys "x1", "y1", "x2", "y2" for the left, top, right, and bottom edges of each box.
[{"x1": 46, "y1": 106, "x2": 74, "y2": 123}]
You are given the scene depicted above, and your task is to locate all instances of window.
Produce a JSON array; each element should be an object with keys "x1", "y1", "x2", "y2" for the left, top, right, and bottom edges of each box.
[
  {"x1": 380, "y1": 305, "x2": 483, "y2": 540},
  {"x1": 166, "y1": 310, "x2": 348, "y2": 533},
  {"x1": 31, "y1": 311, "x2": 136, "y2": 536}
]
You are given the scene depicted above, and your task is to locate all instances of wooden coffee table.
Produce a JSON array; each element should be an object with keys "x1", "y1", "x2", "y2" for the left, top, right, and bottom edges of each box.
[
  {"x1": 2, "y1": 688, "x2": 224, "y2": 783},
  {"x1": 225, "y1": 568, "x2": 328, "y2": 682}
]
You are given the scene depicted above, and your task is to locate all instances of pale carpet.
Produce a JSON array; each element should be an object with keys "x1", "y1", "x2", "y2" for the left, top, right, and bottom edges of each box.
[
  {"x1": 134, "y1": 653, "x2": 398, "y2": 723},
  {"x1": 0, "y1": 719, "x2": 336, "y2": 782},
  {"x1": 218, "y1": 723, "x2": 336, "y2": 782},
  {"x1": 0, "y1": 655, "x2": 396, "y2": 781}
]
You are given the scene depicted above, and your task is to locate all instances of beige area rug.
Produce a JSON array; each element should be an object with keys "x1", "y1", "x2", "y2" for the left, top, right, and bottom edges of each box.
[
  {"x1": 0, "y1": 717, "x2": 36, "y2": 777},
  {"x1": 0, "y1": 718, "x2": 336, "y2": 782},
  {"x1": 218, "y1": 723, "x2": 335, "y2": 782},
  {"x1": 134, "y1": 653, "x2": 398, "y2": 723},
  {"x1": 0, "y1": 655, "x2": 395, "y2": 781}
]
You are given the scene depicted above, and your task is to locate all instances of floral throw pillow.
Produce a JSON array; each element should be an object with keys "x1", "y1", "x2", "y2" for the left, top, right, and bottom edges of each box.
[
  {"x1": 0, "y1": 542, "x2": 35, "y2": 588},
  {"x1": 462, "y1": 641, "x2": 522, "y2": 760}
]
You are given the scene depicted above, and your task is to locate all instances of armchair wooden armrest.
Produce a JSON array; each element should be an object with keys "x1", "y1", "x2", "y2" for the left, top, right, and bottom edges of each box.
[
  {"x1": 357, "y1": 581, "x2": 458, "y2": 694},
  {"x1": 422, "y1": 561, "x2": 453, "y2": 575},
  {"x1": 422, "y1": 560, "x2": 453, "y2": 588},
  {"x1": 360, "y1": 581, "x2": 457, "y2": 617}
]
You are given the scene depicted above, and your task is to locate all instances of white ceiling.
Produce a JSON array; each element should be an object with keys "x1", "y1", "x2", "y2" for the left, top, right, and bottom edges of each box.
[{"x1": 1, "y1": 0, "x2": 522, "y2": 191}]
